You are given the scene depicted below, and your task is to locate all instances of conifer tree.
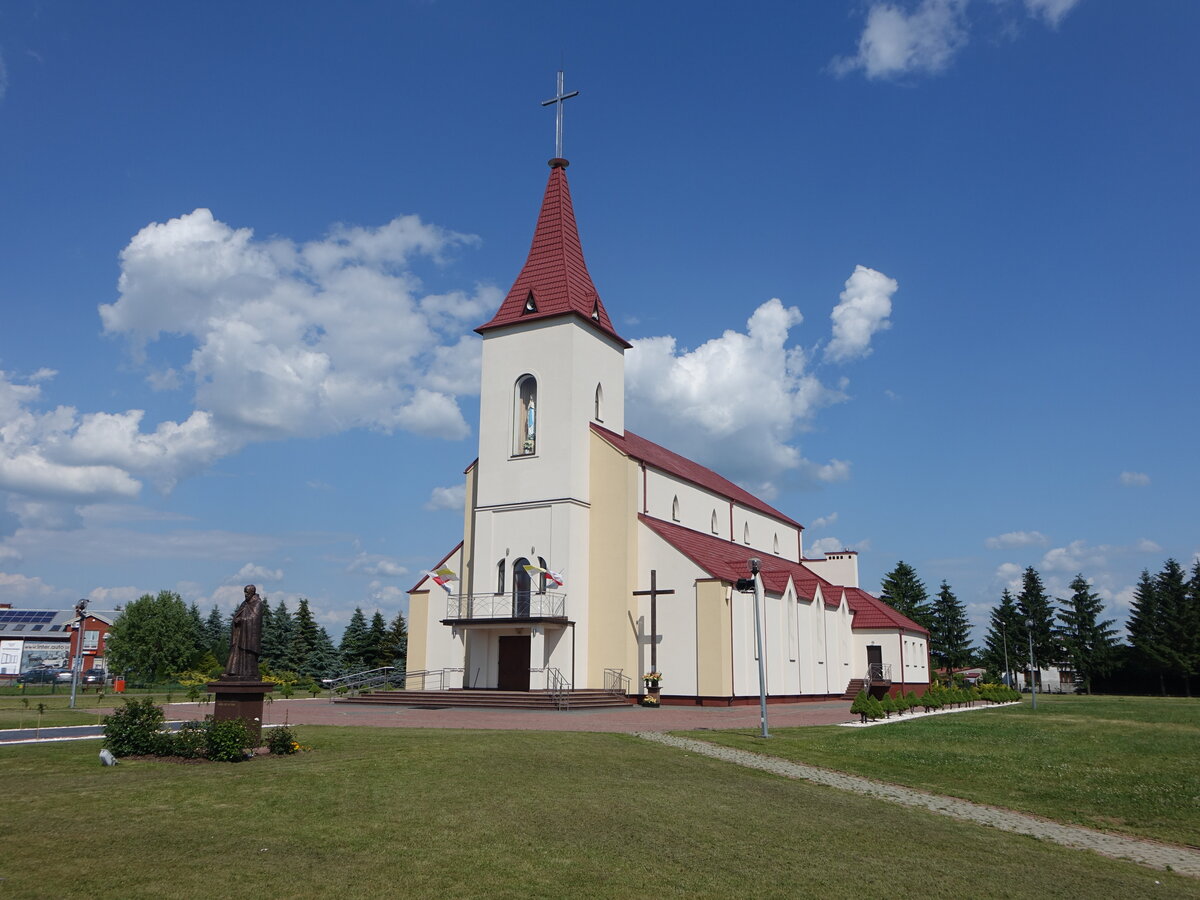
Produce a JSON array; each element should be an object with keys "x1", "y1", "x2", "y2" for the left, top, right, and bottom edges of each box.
[
  {"x1": 365, "y1": 611, "x2": 389, "y2": 668},
  {"x1": 204, "y1": 605, "x2": 229, "y2": 664},
  {"x1": 383, "y1": 611, "x2": 408, "y2": 670},
  {"x1": 929, "y1": 580, "x2": 975, "y2": 673},
  {"x1": 262, "y1": 600, "x2": 296, "y2": 671},
  {"x1": 879, "y1": 561, "x2": 933, "y2": 630},
  {"x1": 1156, "y1": 559, "x2": 1194, "y2": 696},
  {"x1": 290, "y1": 599, "x2": 320, "y2": 676},
  {"x1": 1055, "y1": 574, "x2": 1117, "y2": 694},
  {"x1": 305, "y1": 626, "x2": 342, "y2": 679},
  {"x1": 1184, "y1": 560, "x2": 1200, "y2": 697},
  {"x1": 186, "y1": 602, "x2": 207, "y2": 663},
  {"x1": 1127, "y1": 568, "x2": 1167, "y2": 694},
  {"x1": 339, "y1": 607, "x2": 370, "y2": 670},
  {"x1": 1015, "y1": 567, "x2": 1057, "y2": 682},
  {"x1": 982, "y1": 589, "x2": 1020, "y2": 686}
]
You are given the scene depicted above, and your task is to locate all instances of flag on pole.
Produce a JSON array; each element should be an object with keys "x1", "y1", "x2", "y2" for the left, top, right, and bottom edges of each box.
[
  {"x1": 426, "y1": 567, "x2": 457, "y2": 593},
  {"x1": 545, "y1": 569, "x2": 565, "y2": 588},
  {"x1": 522, "y1": 564, "x2": 546, "y2": 578}
]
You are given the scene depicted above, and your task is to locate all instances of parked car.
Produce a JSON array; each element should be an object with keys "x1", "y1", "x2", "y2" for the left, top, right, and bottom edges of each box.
[
  {"x1": 17, "y1": 668, "x2": 61, "y2": 684},
  {"x1": 82, "y1": 668, "x2": 106, "y2": 685},
  {"x1": 55, "y1": 669, "x2": 74, "y2": 684}
]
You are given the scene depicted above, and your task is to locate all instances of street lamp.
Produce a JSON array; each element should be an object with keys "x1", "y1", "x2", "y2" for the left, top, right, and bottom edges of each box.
[
  {"x1": 69, "y1": 598, "x2": 88, "y2": 710},
  {"x1": 1000, "y1": 620, "x2": 1011, "y2": 689},
  {"x1": 750, "y1": 558, "x2": 768, "y2": 738},
  {"x1": 1026, "y1": 617, "x2": 1037, "y2": 711}
]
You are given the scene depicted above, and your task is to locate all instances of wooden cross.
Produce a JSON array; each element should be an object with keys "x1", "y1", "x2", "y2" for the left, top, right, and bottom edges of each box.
[
  {"x1": 541, "y1": 70, "x2": 579, "y2": 159},
  {"x1": 633, "y1": 569, "x2": 675, "y2": 672}
]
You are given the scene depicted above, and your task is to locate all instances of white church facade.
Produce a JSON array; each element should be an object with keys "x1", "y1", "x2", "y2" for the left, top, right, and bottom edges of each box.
[{"x1": 407, "y1": 157, "x2": 929, "y2": 704}]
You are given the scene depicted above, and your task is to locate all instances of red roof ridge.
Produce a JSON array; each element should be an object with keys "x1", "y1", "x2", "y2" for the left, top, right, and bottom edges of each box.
[
  {"x1": 592, "y1": 423, "x2": 802, "y2": 529},
  {"x1": 477, "y1": 161, "x2": 630, "y2": 348}
]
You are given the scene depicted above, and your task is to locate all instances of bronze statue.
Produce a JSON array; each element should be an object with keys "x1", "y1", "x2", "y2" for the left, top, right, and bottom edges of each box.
[{"x1": 225, "y1": 584, "x2": 265, "y2": 680}]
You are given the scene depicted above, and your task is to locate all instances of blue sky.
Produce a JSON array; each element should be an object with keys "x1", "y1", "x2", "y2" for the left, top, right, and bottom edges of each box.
[{"x1": 1, "y1": 1, "x2": 1196, "y2": 642}]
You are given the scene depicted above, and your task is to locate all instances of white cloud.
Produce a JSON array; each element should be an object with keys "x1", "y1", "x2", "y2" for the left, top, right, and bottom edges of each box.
[
  {"x1": 425, "y1": 484, "x2": 465, "y2": 511},
  {"x1": 0, "y1": 571, "x2": 58, "y2": 602},
  {"x1": 810, "y1": 512, "x2": 838, "y2": 530},
  {"x1": 86, "y1": 585, "x2": 147, "y2": 607},
  {"x1": 228, "y1": 563, "x2": 284, "y2": 584},
  {"x1": 825, "y1": 266, "x2": 898, "y2": 363},
  {"x1": 985, "y1": 530, "x2": 1049, "y2": 550},
  {"x1": 1024, "y1": 0, "x2": 1082, "y2": 28},
  {"x1": 626, "y1": 290, "x2": 868, "y2": 495},
  {"x1": 1040, "y1": 538, "x2": 1160, "y2": 575},
  {"x1": 347, "y1": 553, "x2": 408, "y2": 577},
  {"x1": 831, "y1": 0, "x2": 969, "y2": 80},
  {"x1": 1120, "y1": 471, "x2": 1150, "y2": 487},
  {"x1": 1134, "y1": 538, "x2": 1162, "y2": 554},
  {"x1": 994, "y1": 562, "x2": 1023, "y2": 591}
]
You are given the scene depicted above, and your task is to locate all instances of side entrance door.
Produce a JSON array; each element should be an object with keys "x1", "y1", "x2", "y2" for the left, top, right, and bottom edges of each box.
[
  {"x1": 497, "y1": 635, "x2": 531, "y2": 691},
  {"x1": 866, "y1": 645, "x2": 883, "y2": 678}
]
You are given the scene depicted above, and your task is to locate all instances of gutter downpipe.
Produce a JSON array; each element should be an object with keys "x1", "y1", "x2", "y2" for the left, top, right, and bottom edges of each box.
[{"x1": 898, "y1": 628, "x2": 906, "y2": 696}]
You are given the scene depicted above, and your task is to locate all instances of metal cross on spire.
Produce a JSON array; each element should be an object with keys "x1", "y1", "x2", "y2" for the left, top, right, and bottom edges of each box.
[{"x1": 541, "y1": 70, "x2": 579, "y2": 160}]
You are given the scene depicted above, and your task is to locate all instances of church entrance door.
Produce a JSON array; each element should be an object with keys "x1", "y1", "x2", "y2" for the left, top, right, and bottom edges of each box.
[{"x1": 497, "y1": 635, "x2": 531, "y2": 691}]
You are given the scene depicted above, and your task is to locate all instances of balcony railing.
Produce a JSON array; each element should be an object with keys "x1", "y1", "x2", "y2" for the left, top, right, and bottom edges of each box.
[
  {"x1": 445, "y1": 592, "x2": 567, "y2": 621},
  {"x1": 866, "y1": 662, "x2": 893, "y2": 685}
]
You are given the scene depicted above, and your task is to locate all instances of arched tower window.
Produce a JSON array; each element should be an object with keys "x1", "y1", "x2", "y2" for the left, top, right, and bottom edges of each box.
[
  {"x1": 773, "y1": 533, "x2": 780, "y2": 555},
  {"x1": 743, "y1": 522, "x2": 750, "y2": 545},
  {"x1": 496, "y1": 559, "x2": 506, "y2": 594},
  {"x1": 513, "y1": 558, "x2": 532, "y2": 617},
  {"x1": 711, "y1": 510, "x2": 719, "y2": 533},
  {"x1": 594, "y1": 383, "x2": 604, "y2": 422},
  {"x1": 514, "y1": 375, "x2": 537, "y2": 456},
  {"x1": 672, "y1": 495, "x2": 680, "y2": 522},
  {"x1": 537, "y1": 557, "x2": 548, "y2": 594}
]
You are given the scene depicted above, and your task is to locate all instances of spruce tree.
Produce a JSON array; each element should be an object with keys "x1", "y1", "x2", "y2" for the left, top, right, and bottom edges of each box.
[
  {"x1": 1055, "y1": 574, "x2": 1117, "y2": 694},
  {"x1": 982, "y1": 589, "x2": 1020, "y2": 686},
  {"x1": 929, "y1": 580, "x2": 975, "y2": 674},
  {"x1": 1184, "y1": 561, "x2": 1200, "y2": 697},
  {"x1": 290, "y1": 599, "x2": 320, "y2": 676},
  {"x1": 262, "y1": 600, "x2": 296, "y2": 671},
  {"x1": 204, "y1": 605, "x2": 229, "y2": 664},
  {"x1": 1015, "y1": 567, "x2": 1057, "y2": 683},
  {"x1": 879, "y1": 561, "x2": 933, "y2": 630},
  {"x1": 306, "y1": 626, "x2": 342, "y2": 679},
  {"x1": 365, "y1": 611, "x2": 389, "y2": 668},
  {"x1": 186, "y1": 602, "x2": 207, "y2": 663},
  {"x1": 383, "y1": 611, "x2": 409, "y2": 671},
  {"x1": 339, "y1": 607, "x2": 370, "y2": 671},
  {"x1": 1156, "y1": 559, "x2": 1193, "y2": 696},
  {"x1": 1127, "y1": 568, "x2": 1168, "y2": 695}
]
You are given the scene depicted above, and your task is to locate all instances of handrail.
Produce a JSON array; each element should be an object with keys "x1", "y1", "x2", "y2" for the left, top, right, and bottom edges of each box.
[
  {"x1": 400, "y1": 668, "x2": 464, "y2": 691},
  {"x1": 531, "y1": 666, "x2": 572, "y2": 710},
  {"x1": 445, "y1": 592, "x2": 567, "y2": 620},
  {"x1": 603, "y1": 667, "x2": 631, "y2": 697},
  {"x1": 325, "y1": 666, "x2": 399, "y2": 696},
  {"x1": 866, "y1": 662, "x2": 892, "y2": 685}
]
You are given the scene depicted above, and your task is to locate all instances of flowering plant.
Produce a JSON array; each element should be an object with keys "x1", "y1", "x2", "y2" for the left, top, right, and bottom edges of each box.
[{"x1": 643, "y1": 672, "x2": 662, "y2": 686}]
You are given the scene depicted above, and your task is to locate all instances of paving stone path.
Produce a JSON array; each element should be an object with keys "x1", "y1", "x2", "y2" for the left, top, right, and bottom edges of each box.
[{"x1": 637, "y1": 731, "x2": 1200, "y2": 878}]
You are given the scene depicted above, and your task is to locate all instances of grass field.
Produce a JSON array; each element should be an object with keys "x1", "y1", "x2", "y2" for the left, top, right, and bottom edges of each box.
[
  {"x1": 2, "y1": 726, "x2": 1196, "y2": 899},
  {"x1": 684, "y1": 694, "x2": 1200, "y2": 847},
  {"x1": 0, "y1": 688, "x2": 197, "y2": 730}
]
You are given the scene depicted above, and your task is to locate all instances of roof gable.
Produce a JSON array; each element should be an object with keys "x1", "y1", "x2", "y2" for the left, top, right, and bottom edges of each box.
[{"x1": 476, "y1": 161, "x2": 630, "y2": 348}]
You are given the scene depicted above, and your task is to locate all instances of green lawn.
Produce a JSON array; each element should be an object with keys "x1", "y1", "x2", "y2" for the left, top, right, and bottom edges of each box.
[
  {"x1": 1, "y1": 726, "x2": 1195, "y2": 899},
  {"x1": 0, "y1": 689, "x2": 202, "y2": 730},
  {"x1": 683, "y1": 694, "x2": 1200, "y2": 847}
]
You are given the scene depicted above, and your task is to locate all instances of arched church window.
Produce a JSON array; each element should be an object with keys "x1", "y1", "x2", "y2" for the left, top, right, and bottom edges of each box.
[
  {"x1": 496, "y1": 559, "x2": 506, "y2": 594},
  {"x1": 594, "y1": 383, "x2": 604, "y2": 422},
  {"x1": 773, "y1": 533, "x2": 780, "y2": 555},
  {"x1": 743, "y1": 522, "x2": 750, "y2": 545},
  {"x1": 537, "y1": 557, "x2": 548, "y2": 594},
  {"x1": 512, "y1": 558, "x2": 532, "y2": 617},
  {"x1": 711, "y1": 510, "x2": 719, "y2": 533},
  {"x1": 514, "y1": 375, "x2": 537, "y2": 456},
  {"x1": 672, "y1": 495, "x2": 680, "y2": 522}
]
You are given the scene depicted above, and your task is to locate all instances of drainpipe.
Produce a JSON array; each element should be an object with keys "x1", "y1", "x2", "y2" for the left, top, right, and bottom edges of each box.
[{"x1": 898, "y1": 629, "x2": 906, "y2": 695}]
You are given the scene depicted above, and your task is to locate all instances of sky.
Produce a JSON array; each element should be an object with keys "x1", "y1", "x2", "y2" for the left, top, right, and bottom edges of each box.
[{"x1": 0, "y1": 0, "x2": 1196, "y2": 644}]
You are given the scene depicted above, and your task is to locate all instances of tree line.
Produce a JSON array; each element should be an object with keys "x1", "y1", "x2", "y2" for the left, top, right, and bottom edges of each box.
[
  {"x1": 105, "y1": 591, "x2": 407, "y2": 683},
  {"x1": 879, "y1": 557, "x2": 1200, "y2": 696}
]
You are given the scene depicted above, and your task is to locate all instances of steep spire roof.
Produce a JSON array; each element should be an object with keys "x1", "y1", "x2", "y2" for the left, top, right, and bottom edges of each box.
[{"x1": 476, "y1": 159, "x2": 630, "y2": 348}]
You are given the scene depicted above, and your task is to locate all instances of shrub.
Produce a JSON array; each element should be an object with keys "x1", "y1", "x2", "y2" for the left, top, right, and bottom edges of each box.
[
  {"x1": 906, "y1": 690, "x2": 920, "y2": 711},
  {"x1": 867, "y1": 696, "x2": 885, "y2": 720},
  {"x1": 103, "y1": 697, "x2": 166, "y2": 757},
  {"x1": 267, "y1": 725, "x2": 300, "y2": 755},
  {"x1": 880, "y1": 694, "x2": 896, "y2": 718},
  {"x1": 894, "y1": 692, "x2": 910, "y2": 715},
  {"x1": 850, "y1": 690, "x2": 870, "y2": 723},
  {"x1": 205, "y1": 718, "x2": 252, "y2": 762},
  {"x1": 169, "y1": 720, "x2": 209, "y2": 759}
]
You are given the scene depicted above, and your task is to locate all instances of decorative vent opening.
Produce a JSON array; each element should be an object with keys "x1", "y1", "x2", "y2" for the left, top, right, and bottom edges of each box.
[{"x1": 524, "y1": 291, "x2": 538, "y2": 314}]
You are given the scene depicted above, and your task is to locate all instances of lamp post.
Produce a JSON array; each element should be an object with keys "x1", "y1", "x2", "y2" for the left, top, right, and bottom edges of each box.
[
  {"x1": 69, "y1": 598, "x2": 88, "y2": 710},
  {"x1": 1026, "y1": 617, "x2": 1037, "y2": 711},
  {"x1": 1000, "y1": 620, "x2": 1011, "y2": 689},
  {"x1": 750, "y1": 559, "x2": 769, "y2": 738}
]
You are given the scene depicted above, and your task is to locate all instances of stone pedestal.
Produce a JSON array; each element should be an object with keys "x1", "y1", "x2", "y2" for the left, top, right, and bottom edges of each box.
[{"x1": 205, "y1": 679, "x2": 274, "y2": 746}]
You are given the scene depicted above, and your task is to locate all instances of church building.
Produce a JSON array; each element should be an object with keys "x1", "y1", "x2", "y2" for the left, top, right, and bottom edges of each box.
[{"x1": 406, "y1": 154, "x2": 929, "y2": 704}]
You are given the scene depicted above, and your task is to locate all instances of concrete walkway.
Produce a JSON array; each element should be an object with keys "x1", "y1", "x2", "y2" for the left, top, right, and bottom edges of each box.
[{"x1": 638, "y1": 732, "x2": 1200, "y2": 878}]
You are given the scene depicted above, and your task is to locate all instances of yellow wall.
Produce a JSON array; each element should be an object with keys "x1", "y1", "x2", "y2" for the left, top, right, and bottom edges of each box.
[
  {"x1": 587, "y1": 431, "x2": 640, "y2": 687},
  {"x1": 695, "y1": 578, "x2": 733, "y2": 697},
  {"x1": 406, "y1": 590, "x2": 430, "y2": 680},
  {"x1": 461, "y1": 462, "x2": 478, "y2": 599}
]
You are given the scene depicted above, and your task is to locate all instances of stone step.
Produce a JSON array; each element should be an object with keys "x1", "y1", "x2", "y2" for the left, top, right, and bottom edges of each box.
[{"x1": 335, "y1": 688, "x2": 632, "y2": 710}]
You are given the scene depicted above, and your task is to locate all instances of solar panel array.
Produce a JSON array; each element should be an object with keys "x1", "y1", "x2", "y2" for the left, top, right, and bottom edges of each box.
[{"x1": 0, "y1": 610, "x2": 57, "y2": 624}]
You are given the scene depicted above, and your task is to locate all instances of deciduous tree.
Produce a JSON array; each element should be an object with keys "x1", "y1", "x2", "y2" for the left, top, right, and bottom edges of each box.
[{"x1": 106, "y1": 591, "x2": 196, "y2": 681}]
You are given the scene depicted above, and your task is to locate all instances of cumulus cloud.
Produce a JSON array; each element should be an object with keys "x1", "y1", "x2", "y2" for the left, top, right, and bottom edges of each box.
[
  {"x1": 825, "y1": 266, "x2": 897, "y2": 363},
  {"x1": 347, "y1": 553, "x2": 407, "y2": 577},
  {"x1": 1120, "y1": 471, "x2": 1150, "y2": 487},
  {"x1": 627, "y1": 289, "x2": 875, "y2": 495},
  {"x1": 832, "y1": 0, "x2": 1082, "y2": 81},
  {"x1": 1040, "y1": 538, "x2": 1162, "y2": 574},
  {"x1": 985, "y1": 530, "x2": 1049, "y2": 550},
  {"x1": 831, "y1": 0, "x2": 969, "y2": 80},
  {"x1": 994, "y1": 562, "x2": 1023, "y2": 591},
  {"x1": 425, "y1": 484, "x2": 465, "y2": 511},
  {"x1": 0, "y1": 571, "x2": 57, "y2": 602},
  {"x1": 1024, "y1": 0, "x2": 1082, "y2": 28},
  {"x1": 228, "y1": 563, "x2": 284, "y2": 584},
  {"x1": 86, "y1": 585, "x2": 147, "y2": 607},
  {"x1": 810, "y1": 512, "x2": 838, "y2": 530}
]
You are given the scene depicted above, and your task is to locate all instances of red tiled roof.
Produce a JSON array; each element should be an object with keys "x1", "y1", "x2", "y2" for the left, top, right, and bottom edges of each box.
[
  {"x1": 639, "y1": 515, "x2": 928, "y2": 635},
  {"x1": 592, "y1": 423, "x2": 802, "y2": 529},
  {"x1": 407, "y1": 541, "x2": 464, "y2": 595},
  {"x1": 476, "y1": 161, "x2": 630, "y2": 349}
]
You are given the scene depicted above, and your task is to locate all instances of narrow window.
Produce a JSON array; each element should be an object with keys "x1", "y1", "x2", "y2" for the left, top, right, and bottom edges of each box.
[
  {"x1": 710, "y1": 510, "x2": 719, "y2": 533},
  {"x1": 594, "y1": 383, "x2": 604, "y2": 422},
  {"x1": 672, "y1": 495, "x2": 680, "y2": 522},
  {"x1": 537, "y1": 556, "x2": 548, "y2": 593},
  {"x1": 514, "y1": 375, "x2": 537, "y2": 455},
  {"x1": 773, "y1": 533, "x2": 780, "y2": 555},
  {"x1": 743, "y1": 522, "x2": 750, "y2": 544},
  {"x1": 496, "y1": 559, "x2": 506, "y2": 594}
]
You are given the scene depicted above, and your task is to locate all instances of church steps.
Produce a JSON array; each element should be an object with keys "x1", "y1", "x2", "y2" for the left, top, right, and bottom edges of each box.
[
  {"x1": 335, "y1": 688, "x2": 632, "y2": 710},
  {"x1": 842, "y1": 679, "x2": 867, "y2": 700}
]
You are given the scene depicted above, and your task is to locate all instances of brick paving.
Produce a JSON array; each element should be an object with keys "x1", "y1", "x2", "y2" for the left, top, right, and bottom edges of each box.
[{"x1": 639, "y1": 732, "x2": 1200, "y2": 878}]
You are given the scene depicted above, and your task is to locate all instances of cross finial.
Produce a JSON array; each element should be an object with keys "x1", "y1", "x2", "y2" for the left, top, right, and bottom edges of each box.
[{"x1": 541, "y1": 70, "x2": 579, "y2": 160}]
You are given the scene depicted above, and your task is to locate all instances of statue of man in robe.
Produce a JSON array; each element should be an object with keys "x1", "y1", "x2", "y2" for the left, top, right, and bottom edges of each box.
[{"x1": 225, "y1": 584, "x2": 265, "y2": 680}]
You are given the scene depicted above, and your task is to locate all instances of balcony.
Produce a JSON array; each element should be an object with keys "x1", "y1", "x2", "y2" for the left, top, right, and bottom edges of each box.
[{"x1": 443, "y1": 592, "x2": 567, "y2": 625}]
